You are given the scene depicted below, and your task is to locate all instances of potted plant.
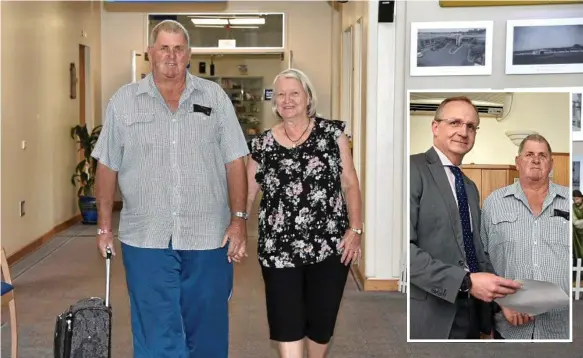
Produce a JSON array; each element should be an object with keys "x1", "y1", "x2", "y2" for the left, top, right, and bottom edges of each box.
[{"x1": 70, "y1": 124, "x2": 102, "y2": 224}]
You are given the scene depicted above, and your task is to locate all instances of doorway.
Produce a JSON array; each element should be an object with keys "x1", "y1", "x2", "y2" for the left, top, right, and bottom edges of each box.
[
  {"x1": 352, "y1": 18, "x2": 363, "y2": 182},
  {"x1": 78, "y1": 44, "x2": 92, "y2": 130},
  {"x1": 341, "y1": 26, "x2": 353, "y2": 137}
]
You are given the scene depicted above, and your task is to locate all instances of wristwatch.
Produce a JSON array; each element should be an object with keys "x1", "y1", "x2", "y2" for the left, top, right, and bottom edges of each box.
[
  {"x1": 351, "y1": 227, "x2": 363, "y2": 235},
  {"x1": 97, "y1": 228, "x2": 112, "y2": 235},
  {"x1": 233, "y1": 211, "x2": 249, "y2": 220},
  {"x1": 460, "y1": 273, "x2": 472, "y2": 292}
]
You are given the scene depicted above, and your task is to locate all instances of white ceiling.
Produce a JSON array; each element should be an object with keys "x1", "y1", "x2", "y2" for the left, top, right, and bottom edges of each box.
[{"x1": 410, "y1": 92, "x2": 508, "y2": 104}]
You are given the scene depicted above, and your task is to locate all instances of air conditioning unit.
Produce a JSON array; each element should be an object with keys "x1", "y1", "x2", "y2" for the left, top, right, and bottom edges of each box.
[{"x1": 410, "y1": 98, "x2": 505, "y2": 118}]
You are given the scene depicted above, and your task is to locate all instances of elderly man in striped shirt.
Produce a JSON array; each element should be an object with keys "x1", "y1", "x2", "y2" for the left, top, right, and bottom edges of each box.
[
  {"x1": 91, "y1": 20, "x2": 249, "y2": 357},
  {"x1": 480, "y1": 134, "x2": 570, "y2": 340}
]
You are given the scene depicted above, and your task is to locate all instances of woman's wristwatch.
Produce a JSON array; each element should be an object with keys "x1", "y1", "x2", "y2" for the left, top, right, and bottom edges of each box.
[
  {"x1": 233, "y1": 211, "x2": 248, "y2": 220},
  {"x1": 351, "y1": 227, "x2": 363, "y2": 235}
]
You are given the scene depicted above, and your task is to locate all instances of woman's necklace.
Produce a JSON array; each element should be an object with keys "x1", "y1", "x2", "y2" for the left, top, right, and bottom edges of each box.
[{"x1": 283, "y1": 119, "x2": 311, "y2": 148}]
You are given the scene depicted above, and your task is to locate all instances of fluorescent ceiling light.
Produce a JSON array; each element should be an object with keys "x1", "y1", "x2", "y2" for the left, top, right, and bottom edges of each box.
[
  {"x1": 229, "y1": 18, "x2": 265, "y2": 25},
  {"x1": 191, "y1": 18, "x2": 228, "y2": 25},
  {"x1": 194, "y1": 25, "x2": 259, "y2": 29}
]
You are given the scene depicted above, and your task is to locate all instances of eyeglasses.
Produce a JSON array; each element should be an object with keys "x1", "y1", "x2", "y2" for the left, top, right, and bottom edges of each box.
[{"x1": 435, "y1": 118, "x2": 479, "y2": 133}]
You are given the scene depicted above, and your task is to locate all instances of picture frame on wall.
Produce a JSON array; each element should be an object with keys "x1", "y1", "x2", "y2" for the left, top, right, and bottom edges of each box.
[
  {"x1": 409, "y1": 21, "x2": 494, "y2": 77},
  {"x1": 573, "y1": 160, "x2": 580, "y2": 190},
  {"x1": 439, "y1": 0, "x2": 583, "y2": 7},
  {"x1": 505, "y1": 17, "x2": 583, "y2": 75},
  {"x1": 574, "y1": 92, "x2": 583, "y2": 141}
]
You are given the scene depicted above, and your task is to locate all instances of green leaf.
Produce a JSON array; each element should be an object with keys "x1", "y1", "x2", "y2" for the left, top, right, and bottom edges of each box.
[{"x1": 71, "y1": 123, "x2": 101, "y2": 197}]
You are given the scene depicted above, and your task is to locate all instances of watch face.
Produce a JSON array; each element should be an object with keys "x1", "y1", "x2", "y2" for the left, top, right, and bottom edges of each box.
[{"x1": 234, "y1": 212, "x2": 248, "y2": 220}]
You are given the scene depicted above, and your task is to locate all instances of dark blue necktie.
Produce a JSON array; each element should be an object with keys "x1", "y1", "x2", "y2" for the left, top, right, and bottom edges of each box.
[{"x1": 447, "y1": 166, "x2": 479, "y2": 273}]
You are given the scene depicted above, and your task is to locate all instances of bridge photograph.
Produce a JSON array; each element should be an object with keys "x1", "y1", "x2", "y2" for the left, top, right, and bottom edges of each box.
[
  {"x1": 416, "y1": 28, "x2": 486, "y2": 67},
  {"x1": 410, "y1": 21, "x2": 493, "y2": 77},
  {"x1": 506, "y1": 18, "x2": 583, "y2": 74}
]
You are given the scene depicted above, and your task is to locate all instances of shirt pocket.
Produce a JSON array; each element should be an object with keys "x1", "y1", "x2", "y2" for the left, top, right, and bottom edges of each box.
[
  {"x1": 542, "y1": 214, "x2": 570, "y2": 248},
  {"x1": 184, "y1": 112, "x2": 219, "y2": 146},
  {"x1": 122, "y1": 113, "x2": 160, "y2": 147},
  {"x1": 488, "y1": 211, "x2": 519, "y2": 248}
]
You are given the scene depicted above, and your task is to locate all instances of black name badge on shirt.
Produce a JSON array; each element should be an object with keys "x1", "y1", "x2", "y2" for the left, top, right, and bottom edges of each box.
[
  {"x1": 192, "y1": 104, "x2": 212, "y2": 116},
  {"x1": 553, "y1": 209, "x2": 569, "y2": 221}
]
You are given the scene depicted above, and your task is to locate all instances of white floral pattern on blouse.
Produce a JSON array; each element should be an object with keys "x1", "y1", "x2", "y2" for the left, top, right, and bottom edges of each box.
[{"x1": 249, "y1": 118, "x2": 349, "y2": 268}]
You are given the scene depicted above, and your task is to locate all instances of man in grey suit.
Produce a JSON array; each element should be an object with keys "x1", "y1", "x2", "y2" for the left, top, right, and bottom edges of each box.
[{"x1": 409, "y1": 96, "x2": 522, "y2": 340}]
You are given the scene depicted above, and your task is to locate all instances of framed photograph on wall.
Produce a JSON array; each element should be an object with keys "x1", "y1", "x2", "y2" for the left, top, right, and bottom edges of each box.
[
  {"x1": 439, "y1": 0, "x2": 583, "y2": 7},
  {"x1": 409, "y1": 21, "x2": 493, "y2": 76},
  {"x1": 574, "y1": 160, "x2": 581, "y2": 190},
  {"x1": 574, "y1": 92, "x2": 583, "y2": 141},
  {"x1": 505, "y1": 18, "x2": 583, "y2": 75}
]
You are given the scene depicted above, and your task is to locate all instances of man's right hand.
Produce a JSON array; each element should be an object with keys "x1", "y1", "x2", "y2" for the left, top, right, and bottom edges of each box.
[
  {"x1": 97, "y1": 231, "x2": 116, "y2": 258},
  {"x1": 469, "y1": 272, "x2": 522, "y2": 302}
]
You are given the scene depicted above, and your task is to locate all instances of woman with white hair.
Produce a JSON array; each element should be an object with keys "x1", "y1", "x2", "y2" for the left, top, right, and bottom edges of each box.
[{"x1": 246, "y1": 68, "x2": 363, "y2": 357}]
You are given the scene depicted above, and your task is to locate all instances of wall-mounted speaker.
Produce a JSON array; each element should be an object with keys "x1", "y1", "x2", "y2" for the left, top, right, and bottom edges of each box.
[{"x1": 378, "y1": 1, "x2": 395, "y2": 23}]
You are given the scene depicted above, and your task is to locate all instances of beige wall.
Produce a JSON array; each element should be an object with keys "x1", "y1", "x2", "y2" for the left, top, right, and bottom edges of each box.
[
  {"x1": 101, "y1": 1, "x2": 334, "y2": 121},
  {"x1": 410, "y1": 92, "x2": 571, "y2": 165},
  {"x1": 1, "y1": 1, "x2": 102, "y2": 256}
]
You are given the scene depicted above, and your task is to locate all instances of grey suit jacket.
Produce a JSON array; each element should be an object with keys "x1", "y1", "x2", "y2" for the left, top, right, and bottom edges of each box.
[{"x1": 409, "y1": 147, "x2": 495, "y2": 339}]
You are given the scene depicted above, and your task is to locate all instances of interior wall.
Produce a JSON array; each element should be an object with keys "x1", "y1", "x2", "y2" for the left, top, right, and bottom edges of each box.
[
  {"x1": 1, "y1": 1, "x2": 102, "y2": 256},
  {"x1": 101, "y1": 1, "x2": 334, "y2": 121},
  {"x1": 410, "y1": 92, "x2": 571, "y2": 164},
  {"x1": 337, "y1": 0, "x2": 370, "y2": 280},
  {"x1": 405, "y1": 1, "x2": 583, "y2": 89}
]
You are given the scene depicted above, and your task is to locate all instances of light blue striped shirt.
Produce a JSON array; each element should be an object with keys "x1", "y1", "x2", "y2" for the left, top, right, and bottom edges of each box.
[
  {"x1": 480, "y1": 181, "x2": 570, "y2": 340},
  {"x1": 91, "y1": 72, "x2": 249, "y2": 250}
]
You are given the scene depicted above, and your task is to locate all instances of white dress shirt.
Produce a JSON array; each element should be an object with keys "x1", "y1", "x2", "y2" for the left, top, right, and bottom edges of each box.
[{"x1": 433, "y1": 145, "x2": 473, "y2": 231}]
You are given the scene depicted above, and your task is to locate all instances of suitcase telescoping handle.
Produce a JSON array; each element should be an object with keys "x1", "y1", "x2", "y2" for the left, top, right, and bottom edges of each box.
[{"x1": 105, "y1": 247, "x2": 112, "y2": 307}]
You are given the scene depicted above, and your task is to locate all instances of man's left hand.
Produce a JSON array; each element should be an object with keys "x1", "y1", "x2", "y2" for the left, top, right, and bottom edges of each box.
[
  {"x1": 480, "y1": 331, "x2": 493, "y2": 339},
  {"x1": 222, "y1": 219, "x2": 248, "y2": 263}
]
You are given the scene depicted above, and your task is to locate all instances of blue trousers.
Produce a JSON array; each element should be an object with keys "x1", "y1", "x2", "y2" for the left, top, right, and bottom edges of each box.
[{"x1": 121, "y1": 241, "x2": 233, "y2": 358}]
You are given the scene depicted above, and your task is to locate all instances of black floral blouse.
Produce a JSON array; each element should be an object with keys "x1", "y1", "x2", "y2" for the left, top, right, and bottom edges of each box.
[{"x1": 248, "y1": 117, "x2": 349, "y2": 268}]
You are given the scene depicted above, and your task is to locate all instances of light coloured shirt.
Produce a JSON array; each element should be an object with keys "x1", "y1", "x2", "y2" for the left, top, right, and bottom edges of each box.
[
  {"x1": 480, "y1": 181, "x2": 570, "y2": 340},
  {"x1": 91, "y1": 72, "x2": 249, "y2": 250},
  {"x1": 433, "y1": 146, "x2": 472, "y2": 231}
]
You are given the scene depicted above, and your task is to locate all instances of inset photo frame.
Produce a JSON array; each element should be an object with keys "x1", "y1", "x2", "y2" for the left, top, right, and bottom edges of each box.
[
  {"x1": 409, "y1": 21, "x2": 493, "y2": 76},
  {"x1": 505, "y1": 17, "x2": 583, "y2": 75}
]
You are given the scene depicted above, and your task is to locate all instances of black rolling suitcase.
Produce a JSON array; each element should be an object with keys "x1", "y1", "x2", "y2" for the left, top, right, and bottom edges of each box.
[{"x1": 54, "y1": 248, "x2": 113, "y2": 358}]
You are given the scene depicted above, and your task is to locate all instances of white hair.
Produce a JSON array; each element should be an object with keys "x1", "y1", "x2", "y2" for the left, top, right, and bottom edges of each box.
[
  {"x1": 271, "y1": 68, "x2": 318, "y2": 119},
  {"x1": 149, "y1": 20, "x2": 190, "y2": 48}
]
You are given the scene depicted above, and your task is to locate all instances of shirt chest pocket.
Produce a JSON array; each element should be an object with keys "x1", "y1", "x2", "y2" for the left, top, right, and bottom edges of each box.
[
  {"x1": 489, "y1": 212, "x2": 519, "y2": 247},
  {"x1": 184, "y1": 112, "x2": 219, "y2": 145},
  {"x1": 540, "y1": 214, "x2": 570, "y2": 248},
  {"x1": 122, "y1": 114, "x2": 164, "y2": 147}
]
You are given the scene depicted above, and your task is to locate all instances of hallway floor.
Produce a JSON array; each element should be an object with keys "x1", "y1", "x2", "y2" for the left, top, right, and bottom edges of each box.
[{"x1": 2, "y1": 213, "x2": 583, "y2": 357}]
